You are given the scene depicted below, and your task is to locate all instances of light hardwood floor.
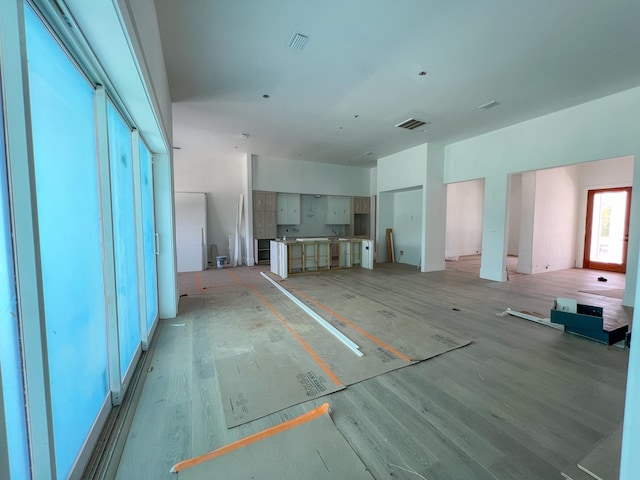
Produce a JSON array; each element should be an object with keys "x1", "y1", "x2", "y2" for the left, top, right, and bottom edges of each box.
[{"x1": 116, "y1": 263, "x2": 630, "y2": 479}]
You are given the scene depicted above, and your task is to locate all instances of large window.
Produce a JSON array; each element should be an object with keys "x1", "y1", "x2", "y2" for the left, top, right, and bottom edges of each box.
[
  {"x1": 107, "y1": 102, "x2": 141, "y2": 377},
  {"x1": 0, "y1": 68, "x2": 30, "y2": 480},
  {"x1": 140, "y1": 140, "x2": 158, "y2": 332},
  {"x1": 25, "y1": 5, "x2": 109, "y2": 478}
]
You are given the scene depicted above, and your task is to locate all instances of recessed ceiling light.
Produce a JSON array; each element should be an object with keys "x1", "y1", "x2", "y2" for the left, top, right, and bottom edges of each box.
[
  {"x1": 262, "y1": 94, "x2": 270, "y2": 98},
  {"x1": 418, "y1": 71, "x2": 427, "y2": 76},
  {"x1": 238, "y1": 133, "x2": 250, "y2": 139},
  {"x1": 364, "y1": 152, "x2": 373, "y2": 156},
  {"x1": 354, "y1": 115, "x2": 360, "y2": 118},
  {"x1": 478, "y1": 100, "x2": 500, "y2": 110}
]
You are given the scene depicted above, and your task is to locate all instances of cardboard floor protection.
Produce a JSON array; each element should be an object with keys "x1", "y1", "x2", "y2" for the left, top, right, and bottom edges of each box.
[
  {"x1": 274, "y1": 272, "x2": 472, "y2": 363},
  {"x1": 204, "y1": 267, "x2": 470, "y2": 428},
  {"x1": 177, "y1": 404, "x2": 374, "y2": 480},
  {"x1": 206, "y1": 286, "x2": 346, "y2": 428}
]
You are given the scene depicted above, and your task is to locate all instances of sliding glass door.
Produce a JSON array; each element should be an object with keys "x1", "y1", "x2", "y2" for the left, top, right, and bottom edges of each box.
[
  {"x1": 25, "y1": 5, "x2": 110, "y2": 478},
  {"x1": 140, "y1": 141, "x2": 159, "y2": 333},
  {"x1": 0, "y1": 67, "x2": 30, "y2": 480},
  {"x1": 107, "y1": 102, "x2": 142, "y2": 378}
]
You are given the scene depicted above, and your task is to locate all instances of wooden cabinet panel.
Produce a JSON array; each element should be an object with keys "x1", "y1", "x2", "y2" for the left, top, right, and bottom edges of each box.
[
  {"x1": 253, "y1": 192, "x2": 266, "y2": 212},
  {"x1": 254, "y1": 211, "x2": 266, "y2": 239},
  {"x1": 264, "y1": 192, "x2": 276, "y2": 211},
  {"x1": 265, "y1": 211, "x2": 277, "y2": 238},
  {"x1": 354, "y1": 196, "x2": 370, "y2": 214},
  {"x1": 253, "y1": 190, "x2": 278, "y2": 239}
]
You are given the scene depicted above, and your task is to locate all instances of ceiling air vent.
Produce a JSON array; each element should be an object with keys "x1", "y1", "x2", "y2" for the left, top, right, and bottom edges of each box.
[
  {"x1": 395, "y1": 118, "x2": 430, "y2": 130},
  {"x1": 288, "y1": 32, "x2": 309, "y2": 51},
  {"x1": 478, "y1": 100, "x2": 500, "y2": 110}
]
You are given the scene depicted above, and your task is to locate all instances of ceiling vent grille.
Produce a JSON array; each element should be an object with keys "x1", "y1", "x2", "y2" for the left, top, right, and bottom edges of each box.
[
  {"x1": 395, "y1": 118, "x2": 430, "y2": 130},
  {"x1": 478, "y1": 100, "x2": 500, "y2": 110},
  {"x1": 288, "y1": 32, "x2": 309, "y2": 51}
]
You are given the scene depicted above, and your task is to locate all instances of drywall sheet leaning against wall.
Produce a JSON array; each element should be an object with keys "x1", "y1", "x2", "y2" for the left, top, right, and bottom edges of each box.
[{"x1": 175, "y1": 192, "x2": 207, "y2": 272}]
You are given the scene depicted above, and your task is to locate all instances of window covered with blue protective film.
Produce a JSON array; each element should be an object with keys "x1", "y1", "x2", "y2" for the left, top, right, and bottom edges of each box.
[
  {"x1": 140, "y1": 141, "x2": 158, "y2": 331},
  {"x1": 25, "y1": 5, "x2": 109, "y2": 479},
  {"x1": 0, "y1": 68, "x2": 30, "y2": 480},
  {"x1": 107, "y1": 102, "x2": 141, "y2": 377}
]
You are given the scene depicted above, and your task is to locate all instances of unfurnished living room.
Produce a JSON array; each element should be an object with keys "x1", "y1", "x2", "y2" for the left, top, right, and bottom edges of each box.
[{"x1": 1, "y1": 1, "x2": 640, "y2": 479}]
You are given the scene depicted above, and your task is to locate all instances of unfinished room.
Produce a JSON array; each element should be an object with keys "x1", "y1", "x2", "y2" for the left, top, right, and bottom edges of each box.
[{"x1": 2, "y1": 1, "x2": 640, "y2": 479}]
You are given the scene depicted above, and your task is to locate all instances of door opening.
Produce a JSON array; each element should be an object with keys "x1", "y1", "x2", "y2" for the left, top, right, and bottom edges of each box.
[{"x1": 583, "y1": 187, "x2": 631, "y2": 272}]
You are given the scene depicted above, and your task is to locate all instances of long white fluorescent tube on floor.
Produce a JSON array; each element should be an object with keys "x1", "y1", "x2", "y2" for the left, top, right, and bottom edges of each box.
[{"x1": 260, "y1": 271, "x2": 363, "y2": 357}]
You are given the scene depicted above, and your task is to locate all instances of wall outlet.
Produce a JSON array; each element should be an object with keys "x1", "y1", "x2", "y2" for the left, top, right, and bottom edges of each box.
[{"x1": 400, "y1": 250, "x2": 404, "y2": 256}]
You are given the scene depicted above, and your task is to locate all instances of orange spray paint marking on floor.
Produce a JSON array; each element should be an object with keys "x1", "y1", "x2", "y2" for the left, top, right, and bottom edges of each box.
[
  {"x1": 170, "y1": 403, "x2": 330, "y2": 473},
  {"x1": 288, "y1": 285, "x2": 412, "y2": 363},
  {"x1": 226, "y1": 270, "x2": 343, "y2": 387}
]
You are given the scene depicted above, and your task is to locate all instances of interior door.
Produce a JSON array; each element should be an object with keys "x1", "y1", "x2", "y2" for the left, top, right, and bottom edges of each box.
[{"x1": 583, "y1": 187, "x2": 631, "y2": 272}]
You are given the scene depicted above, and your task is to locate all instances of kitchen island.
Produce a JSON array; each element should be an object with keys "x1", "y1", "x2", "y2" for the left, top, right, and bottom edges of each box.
[{"x1": 270, "y1": 237, "x2": 373, "y2": 279}]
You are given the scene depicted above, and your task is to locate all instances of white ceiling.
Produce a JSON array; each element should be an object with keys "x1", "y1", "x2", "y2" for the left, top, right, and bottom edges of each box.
[{"x1": 154, "y1": 0, "x2": 640, "y2": 167}]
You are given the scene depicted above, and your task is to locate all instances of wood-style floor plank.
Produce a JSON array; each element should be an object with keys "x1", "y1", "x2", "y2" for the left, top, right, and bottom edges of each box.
[{"x1": 116, "y1": 263, "x2": 630, "y2": 479}]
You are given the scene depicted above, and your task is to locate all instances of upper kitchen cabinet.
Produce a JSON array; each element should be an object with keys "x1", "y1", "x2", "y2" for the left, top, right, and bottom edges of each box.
[
  {"x1": 325, "y1": 196, "x2": 351, "y2": 224},
  {"x1": 276, "y1": 193, "x2": 301, "y2": 225},
  {"x1": 353, "y1": 196, "x2": 370, "y2": 214}
]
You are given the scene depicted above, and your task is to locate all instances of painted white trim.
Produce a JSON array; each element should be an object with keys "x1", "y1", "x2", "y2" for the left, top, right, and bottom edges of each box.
[
  {"x1": 131, "y1": 130, "x2": 150, "y2": 349},
  {"x1": 1, "y1": 1, "x2": 57, "y2": 477},
  {"x1": 67, "y1": 393, "x2": 111, "y2": 480},
  {"x1": 96, "y1": 87, "x2": 123, "y2": 407}
]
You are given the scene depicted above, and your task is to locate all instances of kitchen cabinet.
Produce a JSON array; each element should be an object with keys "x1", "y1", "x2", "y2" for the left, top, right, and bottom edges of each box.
[
  {"x1": 270, "y1": 238, "x2": 372, "y2": 278},
  {"x1": 325, "y1": 196, "x2": 351, "y2": 224},
  {"x1": 276, "y1": 193, "x2": 301, "y2": 225},
  {"x1": 253, "y1": 191, "x2": 277, "y2": 239},
  {"x1": 353, "y1": 196, "x2": 370, "y2": 214}
]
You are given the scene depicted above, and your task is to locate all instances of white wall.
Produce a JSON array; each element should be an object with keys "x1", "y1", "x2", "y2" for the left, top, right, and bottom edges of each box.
[
  {"x1": 376, "y1": 143, "x2": 446, "y2": 271},
  {"x1": 445, "y1": 88, "x2": 640, "y2": 182},
  {"x1": 393, "y1": 188, "x2": 422, "y2": 266},
  {"x1": 507, "y1": 174, "x2": 522, "y2": 256},
  {"x1": 517, "y1": 172, "x2": 536, "y2": 273},
  {"x1": 424, "y1": 144, "x2": 447, "y2": 272},
  {"x1": 253, "y1": 155, "x2": 370, "y2": 195},
  {"x1": 530, "y1": 166, "x2": 580, "y2": 273},
  {"x1": 173, "y1": 150, "x2": 244, "y2": 264},
  {"x1": 377, "y1": 145, "x2": 426, "y2": 264},
  {"x1": 445, "y1": 179, "x2": 484, "y2": 258},
  {"x1": 445, "y1": 87, "x2": 640, "y2": 298},
  {"x1": 377, "y1": 144, "x2": 427, "y2": 193},
  {"x1": 377, "y1": 191, "x2": 395, "y2": 262}
]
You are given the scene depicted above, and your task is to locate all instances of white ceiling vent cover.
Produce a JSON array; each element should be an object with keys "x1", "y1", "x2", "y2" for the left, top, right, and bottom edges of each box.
[
  {"x1": 395, "y1": 118, "x2": 430, "y2": 130},
  {"x1": 478, "y1": 100, "x2": 500, "y2": 110},
  {"x1": 288, "y1": 32, "x2": 309, "y2": 51}
]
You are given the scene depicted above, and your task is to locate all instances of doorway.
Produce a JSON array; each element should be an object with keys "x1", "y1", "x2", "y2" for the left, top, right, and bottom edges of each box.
[{"x1": 583, "y1": 187, "x2": 631, "y2": 272}]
